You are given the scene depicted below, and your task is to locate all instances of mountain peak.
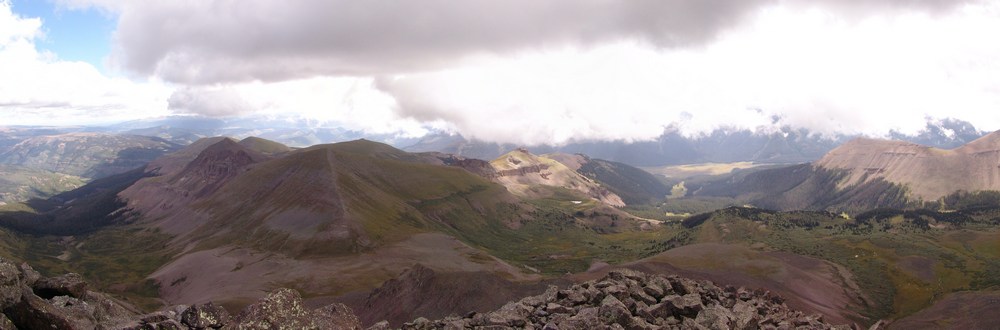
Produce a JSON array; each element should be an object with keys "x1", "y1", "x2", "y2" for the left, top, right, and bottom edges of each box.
[{"x1": 171, "y1": 139, "x2": 266, "y2": 198}]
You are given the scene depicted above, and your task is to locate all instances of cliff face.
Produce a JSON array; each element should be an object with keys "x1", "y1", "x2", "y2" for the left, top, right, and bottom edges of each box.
[{"x1": 816, "y1": 132, "x2": 1000, "y2": 200}]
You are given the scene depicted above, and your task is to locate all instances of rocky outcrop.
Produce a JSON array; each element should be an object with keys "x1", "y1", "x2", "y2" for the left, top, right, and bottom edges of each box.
[
  {"x1": 117, "y1": 288, "x2": 362, "y2": 330},
  {"x1": 229, "y1": 288, "x2": 360, "y2": 329},
  {"x1": 436, "y1": 155, "x2": 500, "y2": 179},
  {"x1": 33, "y1": 273, "x2": 87, "y2": 299},
  {"x1": 0, "y1": 258, "x2": 140, "y2": 330},
  {"x1": 394, "y1": 269, "x2": 850, "y2": 330}
]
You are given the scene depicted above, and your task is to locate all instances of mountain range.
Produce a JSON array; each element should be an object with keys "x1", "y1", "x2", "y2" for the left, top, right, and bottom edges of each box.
[
  {"x1": 404, "y1": 118, "x2": 987, "y2": 166},
  {"x1": 0, "y1": 123, "x2": 998, "y2": 328}
]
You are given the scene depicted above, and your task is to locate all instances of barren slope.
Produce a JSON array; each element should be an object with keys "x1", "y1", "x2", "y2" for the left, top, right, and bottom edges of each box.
[{"x1": 816, "y1": 132, "x2": 1000, "y2": 200}]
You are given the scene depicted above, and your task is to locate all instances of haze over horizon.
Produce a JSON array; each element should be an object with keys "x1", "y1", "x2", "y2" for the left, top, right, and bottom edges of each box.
[{"x1": 2, "y1": 0, "x2": 999, "y2": 145}]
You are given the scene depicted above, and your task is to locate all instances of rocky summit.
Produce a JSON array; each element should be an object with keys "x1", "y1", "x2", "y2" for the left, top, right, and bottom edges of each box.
[{"x1": 389, "y1": 269, "x2": 848, "y2": 330}]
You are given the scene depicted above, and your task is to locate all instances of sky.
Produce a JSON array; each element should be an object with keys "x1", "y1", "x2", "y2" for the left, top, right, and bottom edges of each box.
[{"x1": 1, "y1": 0, "x2": 999, "y2": 145}]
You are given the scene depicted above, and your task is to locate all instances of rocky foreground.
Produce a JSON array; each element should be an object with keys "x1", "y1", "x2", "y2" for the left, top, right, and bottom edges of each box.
[
  {"x1": 385, "y1": 268, "x2": 851, "y2": 330},
  {"x1": 0, "y1": 256, "x2": 856, "y2": 329}
]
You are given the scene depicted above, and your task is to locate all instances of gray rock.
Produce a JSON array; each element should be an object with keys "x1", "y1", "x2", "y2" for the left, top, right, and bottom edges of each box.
[
  {"x1": 229, "y1": 288, "x2": 361, "y2": 329},
  {"x1": 5, "y1": 286, "x2": 96, "y2": 330},
  {"x1": 0, "y1": 258, "x2": 22, "y2": 310},
  {"x1": 598, "y1": 295, "x2": 631, "y2": 325},
  {"x1": 696, "y1": 305, "x2": 734, "y2": 329},
  {"x1": 667, "y1": 276, "x2": 700, "y2": 296},
  {"x1": 546, "y1": 302, "x2": 573, "y2": 314},
  {"x1": 641, "y1": 283, "x2": 664, "y2": 300},
  {"x1": 33, "y1": 273, "x2": 88, "y2": 299},
  {"x1": 665, "y1": 293, "x2": 704, "y2": 318},
  {"x1": 180, "y1": 302, "x2": 231, "y2": 329},
  {"x1": 630, "y1": 288, "x2": 657, "y2": 306},
  {"x1": 312, "y1": 302, "x2": 363, "y2": 329},
  {"x1": 561, "y1": 307, "x2": 601, "y2": 329},
  {"x1": 85, "y1": 291, "x2": 142, "y2": 328},
  {"x1": 366, "y1": 320, "x2": 391, "y2": 330},
  {"x1": 139, "y1": 311, "x2": 173, "y2": 324},
  {"x1": 522, "y1": 285, "x2": 559, "y2": 307},
  {"x1": 485, "y1": 302, "x2": 531, "y2": 327},
  {"x1": 731, "y1": 301, "x2": 760, "y2": 330},
  {"x1": 18, "y1": 263, "x2": 41, "y2": 287},
  {"x1": 0, "y1": 314, "x2": 14, "y2": 330},
  {"x1": 558, "y1": 289, "x2": 588, "y2": 306}
]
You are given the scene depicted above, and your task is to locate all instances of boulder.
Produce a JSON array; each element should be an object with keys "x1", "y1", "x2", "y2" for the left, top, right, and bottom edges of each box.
[
  {"x1": 696, "y1": 305, "x2": 734, "y2": 329},
  {"x1": 180, "y1": 302, "x2": 231, "y2": 329},
  {"x1": 4, "y1": 287, "x2": 95, "y2": 329},
  {"x1": 18, "y1": 263, "x2": 40, "y2": 287},
  {"x1": 0, "y1": 314, "x2": 14, "y2": 330},
  {"x1": 311, "y1": 302, "x2": 363, "y2": 330},
  {"x1": 229, "y1": 288, "x2": 361, "y2": 329},
  {"x1": 484, "y1": 302, "x2": 531, "y2": 327},
  {"x1": 560, "y1": 307, "x2": 601, "y2": 329},
  {"x1": 366, "y1": 320, "x2": 391, "y2": 330},
  {"x1": 0, "y1": 258, "x2": 23, "y2": 310},
  {"x1": 597, "y1": 295, "x2": 630, "y2": 325},
  {"x1": 664, "y1": 293, "x2": 704, "y2": 318},
  {"x1": 33, "y1": 273, "x2": 88, "y2": 299}
]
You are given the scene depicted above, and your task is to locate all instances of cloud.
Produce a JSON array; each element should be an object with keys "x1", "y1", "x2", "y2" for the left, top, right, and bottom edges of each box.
[
  {"x1": 167, "y1": 77, "x2": 428, "y2": 136},
  {"x1": 377, "y1": 3, "x2": 1000, "y2": 144},
  {"x1": 168, "y1": 87, "x2": 250, "y2": 117},
  {"x1": 83, "y1": 0, "x2": 780, "y2": 84},
  {"x1": 61, "y1": 0, "x2": 977, "y2": 85},
  {"x1": 33, "y1": 0, "x2": 999, "y2": 146},
  {"x1": 0, "y1": 1, "x2": 170, "y2": 126}
]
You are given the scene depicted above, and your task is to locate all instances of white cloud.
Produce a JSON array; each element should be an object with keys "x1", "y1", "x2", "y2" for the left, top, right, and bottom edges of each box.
[
  {"x1": 377, "y1": 2, "x2": 1000, "y2": 144},
  {"x1": 167, "y1": 78, "x2": 427, "y2": 136},
  {"x1": 0, "y1": 1, "x2": 171, "y2": 126},
  {"x1": 17, "y1": 0, "x2": 1000, "y2": 145}
]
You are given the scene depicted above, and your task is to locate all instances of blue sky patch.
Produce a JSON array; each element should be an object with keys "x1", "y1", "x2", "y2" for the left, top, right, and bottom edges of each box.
[{"x1": 10, "y1": 0, "x2": 115, "y2": 71}]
